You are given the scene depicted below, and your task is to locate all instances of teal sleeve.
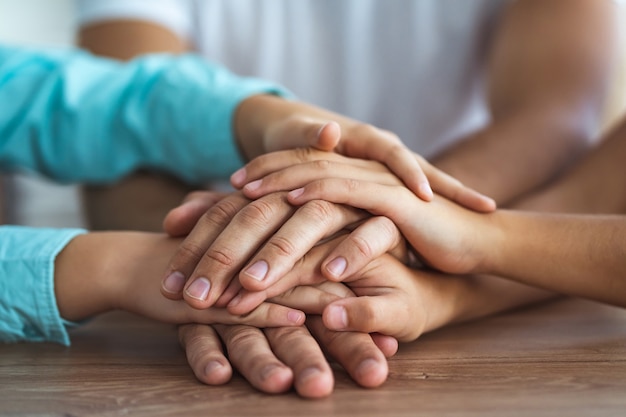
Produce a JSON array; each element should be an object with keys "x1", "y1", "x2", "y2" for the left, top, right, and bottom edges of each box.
[
  {"x1": 0, "y1": 45, "x2": 291, "y2": 183},
  {"x1": 0, "y1": 226, "x2": 86, "y2": 345}
]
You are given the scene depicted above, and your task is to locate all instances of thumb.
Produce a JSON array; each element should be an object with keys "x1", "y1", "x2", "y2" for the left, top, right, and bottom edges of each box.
[{"x1": 264, "y1": 117, "x2": 341, "y2": 152}]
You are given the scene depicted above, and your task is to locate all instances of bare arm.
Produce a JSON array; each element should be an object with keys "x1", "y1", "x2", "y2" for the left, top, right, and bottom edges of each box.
[
  {"x1": 53, "y1": 231, "x2": 305, "y2": 326},
  {"x1": 433, "y1": 0, "x2": 620, "y2": 204}
]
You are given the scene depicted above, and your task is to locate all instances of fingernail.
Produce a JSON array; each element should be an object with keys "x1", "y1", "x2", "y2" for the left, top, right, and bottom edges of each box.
[
  {"x1": 325, "y1": 257, "x2": 347, "y2": 279},
  {"x1": 244, "y1": 179, "x2": 262, "y2": 193},
  {"x1": 326, "y1": 305, "x2": 348, "y2": 329},
  {"x1": 244, "y1": 260, "x2": 268, "y2": 281},
  {"x1": 288, "y1": 187, "x2": 304, "y2": 199},
  {"x1": 356, "y1": 358, "x2": 379, "y2": 379},
  {"x1": 204, "y1": 360, "x2": 224, "y2": 376},
  {"x1": 299, "y1": 366, "x2": 322, "y2": 384},
  {"x1": 227, "y1": 294, "x2": 242, "y2": 308},
  {"x1": 288, "y1": 310, "x2": 304, "y2": 324},
  {"x1": 260, "y1": 364, "x2": 284, "y2": 382},
  {"x1": 185, "y1": 277, "x2": 211, "y2": 301},
  {"x1": 231, "y1": 167, "x2": 246, "y2": 186},
  {"x1": 162, "y1": 271, "x2": 186, "y2": 294},
  {"x1": 419, "y1": 182, "x2": 433, "y2": 200}
]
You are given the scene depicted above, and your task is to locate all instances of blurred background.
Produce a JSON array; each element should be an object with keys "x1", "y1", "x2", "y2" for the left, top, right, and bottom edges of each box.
[
  {"x1": 1, "y1": 0, "x2": 625, "y2": 229},
  {"x1": 0, "y1": 0, "x2": 83, "y2": 228}
]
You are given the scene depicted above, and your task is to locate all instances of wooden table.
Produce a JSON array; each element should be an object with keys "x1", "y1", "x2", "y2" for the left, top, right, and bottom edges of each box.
[{"x1": 1, "y1": 298, "x2": 625, "y2": 416}]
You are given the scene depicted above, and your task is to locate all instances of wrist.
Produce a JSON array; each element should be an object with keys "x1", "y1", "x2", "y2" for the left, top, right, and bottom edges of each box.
[
  {"x1": 54, "y1": 233, "x2": 120, "y2": 321},
  {"x1": 234, "y1": 94, "x2": 287, "y2": 160}
]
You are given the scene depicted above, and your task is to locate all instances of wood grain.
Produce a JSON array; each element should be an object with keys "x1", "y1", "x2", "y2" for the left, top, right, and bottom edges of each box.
[{"x1": 1, "y1": 299, "x2": 625, "y2": 417}]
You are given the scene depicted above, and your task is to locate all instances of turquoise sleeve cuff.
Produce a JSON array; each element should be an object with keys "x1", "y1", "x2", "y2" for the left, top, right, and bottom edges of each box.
[{"x1": 0, "y1": 226, "x2": 87, "y2": 346}]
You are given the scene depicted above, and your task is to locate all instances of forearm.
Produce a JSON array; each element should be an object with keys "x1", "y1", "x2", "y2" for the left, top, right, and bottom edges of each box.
[
  {"x1": 483, "y1": 211, "x2": 626, "y2": 307},
  {"x1": 515, "y1": 117, "x2": 626, "y2": 214},
  {"x1": 413, "y1": 268, "x2": 552, "y2": 334},
  {"x1": 432, "y1": 112, "x2": 593, "y2": 205},
  {"x1": 433, "y1": 0, "x2": 619, "y2": 205}
]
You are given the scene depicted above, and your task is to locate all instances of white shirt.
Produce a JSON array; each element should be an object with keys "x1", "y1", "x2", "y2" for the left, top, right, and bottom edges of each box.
[{"x1": 78, "y1": 0, "x2": 512, "y2": 157}]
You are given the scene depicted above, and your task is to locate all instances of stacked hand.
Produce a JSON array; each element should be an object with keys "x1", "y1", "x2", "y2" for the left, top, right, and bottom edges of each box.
[{"x1": 160, "y1": 120, "x2": 495, "y2": 398}]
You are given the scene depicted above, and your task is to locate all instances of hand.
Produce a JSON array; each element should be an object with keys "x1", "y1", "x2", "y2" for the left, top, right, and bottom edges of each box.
[
  {"x1": 160, "y1": 190, "x2": 402, "y2": 310},
  {"x1": 231, "y1": 144, "x2": 496, "y2": 213},
  {"x1": 178, "y1": 319, "x2": 397, "y2": 398},
  {"x1": 54, "y1": 231, "x2": 305, "y2": 328},
  {"x1": 256, "y1": 254, "x2": 437, "y2": 343},
  {"x1": 225, "y1": 152, "x2": 492, "y2": 285},
  {"x1": 235, "y1": 94, "x2": 438, "y2": 201},
  {"x1": 287, "y1": 177, "x2": 496, "y2": 276}
]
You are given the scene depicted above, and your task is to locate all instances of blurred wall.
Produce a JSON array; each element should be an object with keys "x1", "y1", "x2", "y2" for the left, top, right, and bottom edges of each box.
[
  {"x1": 0, "y1": 1, "x2": 625, "y2": 228},
  {"x1": 0, "y1": 0, "x2": 84, "y2": 227}
]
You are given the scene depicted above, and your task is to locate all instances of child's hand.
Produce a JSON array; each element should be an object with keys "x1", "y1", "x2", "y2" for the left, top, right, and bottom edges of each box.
[
  {"x1": 265, "y1": 254, "x2": 441, "y2": 343},
  {"x1": 287, "y1": 176, "x2": 496, "y2": 277},
  {"x1": 54, "y1": 232, "x2": 306, "y2": 328}
]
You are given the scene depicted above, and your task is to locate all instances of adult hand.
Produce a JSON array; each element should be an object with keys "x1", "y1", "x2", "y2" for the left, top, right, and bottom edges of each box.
[
  {"x1": 160, "y1": 189, "x2": 393, "y2": 310},
  {"x1": 178, "y1": 318, "x2": 396, "y2": 398},
  {"x1": 231, "y1": 146, "x2": 496, "y2": 213}
]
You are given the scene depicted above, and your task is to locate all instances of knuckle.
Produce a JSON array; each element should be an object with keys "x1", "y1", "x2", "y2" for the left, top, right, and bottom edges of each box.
[
  {"x1": 294, "y1": 147, "x2": 316, "y2": 164},
  {"x1": 268, "y1": 326, "x2": 304, "y2": 344},
  {"x1": 180, "y1": 327, "x2": 220, "y2": 362},
  {"x1": 176, "y1": 239, "x2": 208, "y2": 265},
  {"x1": 375, "y1": 216, "x2": 401, "y2": 245},
  {"x1": 238, "y1": 198, "x2": 281, "y2": 227},
  {"x1": 359, "y1": 301, "x2": 379, "y2": 326},
  {"x1": 300, "y1": 199, "x2": 336, "y2": 226},
  {"x1": 225, "y1": 326, "x2": 262, "y2": 349},
  {"x1": 349, "y1": 234, "x2": 375, "y2": 260},
  {"x1": 202, "y1": 198, "x2": 244, "y2": 229},
  {"x1": 311, "y1": 159, "x2": 332, "y2": 172},
  {"x1": 265, "y1": 235, "x2": 298, "y2": 259},
  {"x1": 346, "y1": 178, "x2": 360, "y2": 193},
  {"x1": 203, "y1": 246, "x2": 237, "y2": 269}
]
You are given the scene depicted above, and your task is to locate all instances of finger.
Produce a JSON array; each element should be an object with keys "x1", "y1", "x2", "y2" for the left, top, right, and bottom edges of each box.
[
  {"x1": 287, "y1": 178, "x2": 413, "y2": 226},
  {"x1": 188, "y1": 301, "x2": 306, "y2": 328},
  {"x1": 321, "y1": 216, "x2": 404, "y2": 282},
  {"x1": 163, "y1": 191, "x2": 229, "y2": 237},
  {"x1": 267, "y1": 117, "x2": 341, "y2": 153},
  {"x1": 307, "y1": 316, "x2": 388, "y2": 388},
  {"x1": 338, "y1": 125, "x2": 432, "y2": 200},
  {"x1": 264, "y1": 326, "x2": 334, "y2": 398},
  {"x1": 323, "y1": 295, "x2": 418, "y2": 342},
  {"x1": 261, "y1": 117, "x2": 341, "y2": 155},
  {"x1": 371, "y1": 333, "x2": 399, "y2": 358},
  {"x1": 267, "y1": 282, "x2": 353, "y2": 315},
  {"x1": 229, "y1": 235, "x2": 349, "y2": 315},
  {"x1": 314, "y1": 121, "x2": 342, "y2": 151},
  {"x1": 238, "y1": 200, "x2": 365, "y2": 292},
  {"x1": 161, "y1": 193, "x2": 250, "y2": 300},
  {"x1": 228, "y1": 237, "x2": 340, "y2": 315},
  {"x1": 420, "y1": 155, "x2": 496, "y2": 212},
  {"x1": 178, "y1": 324, "x2": 233, "y2": 385},
  {"x1": 181, "y1": 193, "x2": 296, "y2": 309},
  {"x1": 241, "y1": 159, "x2": 398, "y2": 200},
  {"x1": 214, "y1": 324, "x2": 293, "y2": 394},
  {"x1": 230, "y1": 148, "x2": 378, "y2": 189}
]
